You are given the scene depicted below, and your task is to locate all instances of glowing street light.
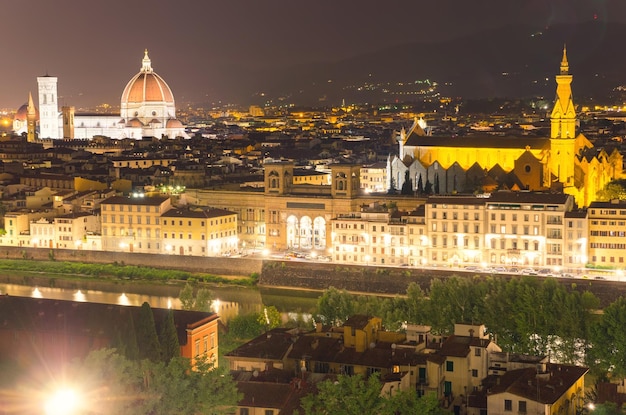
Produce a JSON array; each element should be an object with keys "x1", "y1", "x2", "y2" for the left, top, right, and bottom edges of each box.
[{"x1": 44, "y1": 388, "x2": 82, "y2": 415}]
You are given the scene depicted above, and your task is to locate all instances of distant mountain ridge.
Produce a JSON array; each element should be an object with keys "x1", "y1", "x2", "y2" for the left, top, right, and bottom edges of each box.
[{"x1": 233, "y1": 22, "x2": 626, "y2": 106}]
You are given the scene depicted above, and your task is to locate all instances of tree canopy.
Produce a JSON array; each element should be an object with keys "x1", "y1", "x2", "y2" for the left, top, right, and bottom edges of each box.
[
  {"x1": 179, "y1": 282, "x2": 213, "y2": 312},
  {"x1": 66, "y1": 348, "x2": 240, "y2": 415},
  {"x1": 589, "y1": 296, "x2": 626, "y2": 378},
  {"x1": 315, "y1": 287, "x2": 355, "y2": 326},
  {"x1": 596, "y1": 179, "x2": 626, "y2": 201},
  {"x1": 314, "y1": 276, "x2": 600, "y2": 365},
  {"x1": 257, "y1": 305, "x2": 281, "y2": 331},
  {"x1": 300, "y1": 374, "x2": 445, "y2": 415}
]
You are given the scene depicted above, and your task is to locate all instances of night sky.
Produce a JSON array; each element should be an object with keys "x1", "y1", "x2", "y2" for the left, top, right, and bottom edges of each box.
[{"x1": 1, "y1": 0, "x2": 625, "y2": 109}]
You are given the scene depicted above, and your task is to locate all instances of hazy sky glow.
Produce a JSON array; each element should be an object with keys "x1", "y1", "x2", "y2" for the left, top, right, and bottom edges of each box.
[{"x1": 1, "y1": 0, "x2": 625, "y2": 109}]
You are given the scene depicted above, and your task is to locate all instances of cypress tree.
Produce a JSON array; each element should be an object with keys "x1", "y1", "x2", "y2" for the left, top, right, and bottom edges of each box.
[
  {"x1": 159, "y1": 309, "x2": 180, "y2": 362},
  {"x1": 424, "y1": 179, "x2": 433, "y2": 194},
  {"x1": 401, "y1": 170, "x2": 413, "y2": 195},
  {"x1": 110, "y1": 309, "x2": 138, "y2": 360},
  {"x1": 136, "y1": 302, "x2": 161, "y2": 362},
  {"x1": 387, "y1": 177, "x2": 397, "y2": 194},
  {"x1": 124, "y1": 311, "x2": 140, "y2": 361}
]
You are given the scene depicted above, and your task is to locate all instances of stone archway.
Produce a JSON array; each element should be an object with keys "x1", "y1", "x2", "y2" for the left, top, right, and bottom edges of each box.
[
  {"x1": 299, "y1": 216, "x2": 313, "y2": 249},
  {"x1": 286, "y1": 215, "x2": 299, "y2": 248},
  {"x1": 313, "y1": 216, "x2": 326, "y2": 249}
]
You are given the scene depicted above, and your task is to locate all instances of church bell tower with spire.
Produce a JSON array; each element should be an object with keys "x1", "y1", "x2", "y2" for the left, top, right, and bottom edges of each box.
[
  {"x1": 26, "y1": 92, "x2": 37, "y2": 143},
  {"x1": 549, "y1": 45, "x2": 577, "y2": 187}
]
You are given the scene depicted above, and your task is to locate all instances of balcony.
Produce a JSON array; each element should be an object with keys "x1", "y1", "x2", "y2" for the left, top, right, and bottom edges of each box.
[{"x1": 546, "y1": 231, "x2": 562, "y2": 239}]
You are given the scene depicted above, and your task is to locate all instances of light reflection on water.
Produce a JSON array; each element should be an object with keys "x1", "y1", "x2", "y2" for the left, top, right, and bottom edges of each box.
[
  {"x1": 73, "y1": 290, "x2": 86, "y2": 302},
  {"x1": 1, "y1": 283, "x2": 183, "y2": 311},
  {"x1": 0, "y1": 282, "x2": 318, "y2": 322}
]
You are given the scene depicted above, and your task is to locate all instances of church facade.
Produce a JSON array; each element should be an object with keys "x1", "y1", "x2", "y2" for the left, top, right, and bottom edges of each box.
[
  {"x1": 32, "y1": 50, "x2": 187, "y2": 140},
  {"x1": 393, "y1": 47, "x2": 622, "y2": 208}
]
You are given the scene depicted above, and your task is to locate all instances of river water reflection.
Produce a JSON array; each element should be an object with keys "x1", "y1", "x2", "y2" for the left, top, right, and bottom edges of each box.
[{"x1": 0, "y1": 282, "x2": 321, "y2": 322}]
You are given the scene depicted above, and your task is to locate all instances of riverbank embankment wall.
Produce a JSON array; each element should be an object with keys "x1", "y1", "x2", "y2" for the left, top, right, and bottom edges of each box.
[
  {"x1": 258, "y1": 260, "x2": 626, "y2": 307},
  {"x1": 1, "y1": 246, "x2": 263, "y2": 276}
]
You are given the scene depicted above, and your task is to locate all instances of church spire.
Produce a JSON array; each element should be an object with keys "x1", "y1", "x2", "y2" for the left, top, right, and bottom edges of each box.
[
  {"x1": 26, "y1": 92, "x2": 37, "y2": 143},
  {"x1": 141, "y1": 49, "x2": 153, "y2": 73},
  {"x1": 549, "y1": 45, "x2": 577, "y2": 189},
  {"x1": 550, "y1": 45, "x2": 575, "y2": 139},
  {"x1": 560, "y1": 44, "x2": 569, "y2": 74},
  {"x1": 27, "y1": 92, "x2": 36, "y2": 116}
]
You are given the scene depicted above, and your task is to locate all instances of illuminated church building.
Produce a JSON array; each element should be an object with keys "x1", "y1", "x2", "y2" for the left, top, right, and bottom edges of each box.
[
  {"x1": 392, "y1": 47, "x2": 622, "y2": 208},
  {"x1": 30, "y1": 50, "x2": 187, "y2": 140}
]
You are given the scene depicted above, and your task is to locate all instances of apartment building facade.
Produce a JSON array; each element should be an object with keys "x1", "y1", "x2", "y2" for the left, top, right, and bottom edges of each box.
[
  {"x1": 161, "y1": 207, "x2": 238, "y2": 256},
  {"x1": 100, "y1": 195, "x2": 172, "y2": 254},
  {"x1": 588, "y1": 200, "x2": 626, "y2": 268},
  {"x1": 331, "y1": 192, "x2": 580, "y2": 270}
]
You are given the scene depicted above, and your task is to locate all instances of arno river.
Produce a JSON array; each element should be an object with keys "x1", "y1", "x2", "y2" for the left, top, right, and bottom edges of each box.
[{"x1": 0, "y1": 281, "x2": 322, "y2": 322}]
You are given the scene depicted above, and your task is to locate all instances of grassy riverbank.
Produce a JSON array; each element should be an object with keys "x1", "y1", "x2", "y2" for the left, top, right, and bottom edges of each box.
[{"x1": 0, "y1": 259, "x2": 258, "y2": 287}]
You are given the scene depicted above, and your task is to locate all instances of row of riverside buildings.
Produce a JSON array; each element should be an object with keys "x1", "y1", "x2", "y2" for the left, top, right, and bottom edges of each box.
[
  {"x1": 2, "y1": 178, "x2": 625, "y2": 271},
  {"x1": 333, "y1": 192, "x2": 588, "y2": 270},
  {"x1": 1, "y1": 190, "x2": 239, "y2": 257},
  {"x1": 225, "y1": 315, "x2": 589, "y2": 415}
]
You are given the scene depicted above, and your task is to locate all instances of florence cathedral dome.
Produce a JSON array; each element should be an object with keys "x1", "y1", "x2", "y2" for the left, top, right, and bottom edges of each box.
[{"x1": 120, "y1": 50, "x2": 177, "y2": 128}]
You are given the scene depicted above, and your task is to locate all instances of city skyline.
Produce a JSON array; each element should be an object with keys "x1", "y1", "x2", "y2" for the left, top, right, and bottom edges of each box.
[{"x1": 2, "y1": 0, "x2": 626, "y2": 109}]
